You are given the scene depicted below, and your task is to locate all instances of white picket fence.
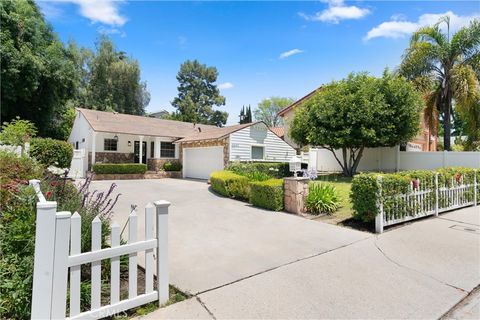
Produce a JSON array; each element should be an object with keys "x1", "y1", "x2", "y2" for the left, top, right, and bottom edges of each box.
[
  {"x1": 375, "y1": 172, "x2": 478, "y2": 233},
  {"x1": 29, "y1": 180, "x2": 170, "y2": 319}
]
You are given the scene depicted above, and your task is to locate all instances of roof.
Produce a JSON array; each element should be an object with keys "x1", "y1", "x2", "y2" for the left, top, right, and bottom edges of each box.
[
  {"x1": 176, "y1": 122, "x2": 261, "y2": 143},
  {"x1": 270, "y1": 127, "x2": 284, "y2": 139},
  {"x1": 277, "y1": 86, "x2": 322, "y2": 117},
  {"x1": 77, "y1": 108, "x2": 218, "y2": 138}
]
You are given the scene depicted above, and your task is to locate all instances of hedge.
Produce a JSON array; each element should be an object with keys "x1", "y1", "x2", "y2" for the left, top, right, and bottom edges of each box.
[
  {"x1": 92, "y1": 163, "x2": 147, "y2": 174},
  {"x1": 210, "y1": 170, "x2": 250, "y2": 200},
  {"x1": 30, "y1": 137, "x2": 73, "y2": 168},
  {"x1": 249, "y1": 179, "x2": 284, "y2": 211},
  {"x1": 163, "y1": 161, "x2": 182, "y2": 171},
  {"x1": 227, "y1": 162, "x2": 291, "y2": 179},
  {"x1": 351, "y1": 167, "x2": 479, "y2": 223}
]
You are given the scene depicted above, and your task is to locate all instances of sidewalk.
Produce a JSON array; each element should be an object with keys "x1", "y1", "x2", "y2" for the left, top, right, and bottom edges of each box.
[{"x1": 138, "y1": 206, "x2": 479, "y2": 319}]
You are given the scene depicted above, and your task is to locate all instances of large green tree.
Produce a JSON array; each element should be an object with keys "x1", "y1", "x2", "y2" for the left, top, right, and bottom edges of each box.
[
  {"x1": 399, "y1": 16, "x2": 480, "y2": 151},
  {"x1": 290, "y1": 72, "x2": 423, "y2": 176},
  {"x1": 171, "y1": 60, "x2": 227, "y2": 126},
  {"x1": 1, "y1": 0, "x2": 77, "y2": 137},
  {"x1": 254, "y1": 97, "x2": 294, "y2": 127}
]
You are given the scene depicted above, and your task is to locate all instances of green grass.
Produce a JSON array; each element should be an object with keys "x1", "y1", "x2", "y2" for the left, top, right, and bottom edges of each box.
[{"x1": 313, "y1": 174, "x2": 353, "y2": 224}]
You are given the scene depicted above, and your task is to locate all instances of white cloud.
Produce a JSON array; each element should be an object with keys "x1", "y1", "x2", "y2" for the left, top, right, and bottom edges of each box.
[
  {"x1": 364, "y1": 11, "x2": 480, "y2": 41},
  {"x1": 97, "y1": 26, "x2": 126, "y2": 38},
  {"x1": 279, "y1": 49, "x2": 304, "y2": 59},
  {"x1": 218, "y1": 82, "x2": 234, "y2": 90},
  {"x1": 299, "y1": 0, "x2": 370, "y2": 24}
]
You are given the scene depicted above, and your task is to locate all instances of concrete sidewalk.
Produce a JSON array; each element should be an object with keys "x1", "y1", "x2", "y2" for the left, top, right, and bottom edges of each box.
[{"x1": 138, "y1": 206, "x2": 479, "y2": 319}]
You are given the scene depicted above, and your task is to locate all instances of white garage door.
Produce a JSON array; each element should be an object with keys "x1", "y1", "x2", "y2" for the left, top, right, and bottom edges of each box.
[{"x1": 183, "y1": 146, "x2": 224, "y2": 179}]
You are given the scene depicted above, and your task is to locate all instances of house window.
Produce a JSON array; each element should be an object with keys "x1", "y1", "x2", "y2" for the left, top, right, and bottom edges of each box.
[
  {"x1": 104, "y1": 138, "x2": 118, "y2": 151},
  {"x1": 251, "y1": 146, "x2": 264, "y2": 160},
  {"x1": 150, "y1": 141, "x2": 154, "y2": 158},
  {"x1": 160, "y1": 142, "x2": 175, "y2": 158},
  {"x1": 75, "y1": 141, "x2": 79, "y2": 150}
]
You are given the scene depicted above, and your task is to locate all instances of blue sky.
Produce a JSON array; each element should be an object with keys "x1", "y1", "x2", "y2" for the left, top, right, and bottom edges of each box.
[{"x1": 38, "y1": 1, "x2": 479, "y2": 124}]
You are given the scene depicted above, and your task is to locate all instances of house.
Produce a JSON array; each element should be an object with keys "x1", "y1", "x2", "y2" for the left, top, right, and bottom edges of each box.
[
  {"x1": 68, "y1": 108, "x2": 296, "y2": 179},
  {"x1": 278, "y1": 87, "x2": 438, "y2": 152}
]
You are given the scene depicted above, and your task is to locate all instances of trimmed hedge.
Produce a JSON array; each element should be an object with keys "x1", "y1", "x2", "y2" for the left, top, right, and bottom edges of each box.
[
  {"x1": 249, "y1": 179, "x2": 284, "y2": 211},
  {"x1": 210, "y1": 170, "x2": 250, "y2": 200},
  {"x1": 227, "y1": 162, "x2": 291, "y2": 179},
  {"x1": 351, "y1": 167, "x2": 479, "y2": 223},
  {"x1": 92, "y1": 163, "x2": 147, "y2": 174},
  {"x1": 30, "y1": 137, "x2": 73, "y2": 168},
  {"x1": 163, "y1": 161, "x2": 182, "y2": 171}
]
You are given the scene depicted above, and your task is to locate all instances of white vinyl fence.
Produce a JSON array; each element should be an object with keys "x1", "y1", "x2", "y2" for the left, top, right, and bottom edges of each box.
[
  {"x1": 68, "y1": 149, "x2": 86, "y2": 179},
  {"x1": 29, "y1": 180, "x2": 170, "y2": 319},
  {"x1": 375, "y1": 172, "x2": 478, "y2": 233}
]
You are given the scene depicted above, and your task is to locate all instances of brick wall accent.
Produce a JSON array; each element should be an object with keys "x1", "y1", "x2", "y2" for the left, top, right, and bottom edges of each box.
[
  {"x1": 180, "y1": 138, "x2": 229, "y2": 167},
  {"x1": 88, "y1": 152, "x2": 134, "y2": 169},
  {"x1": 147, "y1": 158, "x2": 178, "y2": 171}
]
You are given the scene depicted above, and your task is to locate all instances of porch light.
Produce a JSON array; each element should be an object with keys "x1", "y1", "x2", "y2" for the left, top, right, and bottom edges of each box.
[
  {"x1": 289, "y1": 156, "x2": 301, "y2": 177},
  {"x1": 113, "y1": 135, "x2": 119, "y2": 141},
  {"x1": 128, "y1": 141, "x2": 131, "y2": 147}
]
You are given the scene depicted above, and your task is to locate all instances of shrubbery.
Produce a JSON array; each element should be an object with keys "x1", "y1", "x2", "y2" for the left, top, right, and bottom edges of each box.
[
  {"x1": 227, "y1": 162, "x2": 291, "y2": 179},
  {"x1": 305, "y1": 182, "x2": 341, "y2": 215},
  {"x1": 163, "y1": 160, "x2": 182, "y2": 171},
  {"x1": 249, "y1": 179, "x2": 284, "y2": 211},
  {"x1": 92, "y1": 163, "x2": 147, "y2": 174},
  {"x1": 210, "y1": 171, "x2": 250, "y2": 200},
  {"x1": 30, "y1": 137, "x2": 73, "y2": 168},
  {"x1": 351, "y1": 167, "x2": 479, "y2": 223}
]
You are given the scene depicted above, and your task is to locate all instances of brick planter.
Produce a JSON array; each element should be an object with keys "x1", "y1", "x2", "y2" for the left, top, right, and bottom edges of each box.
[{"x1": 284, "y1": 177, "x2": 310, "y2": 214}]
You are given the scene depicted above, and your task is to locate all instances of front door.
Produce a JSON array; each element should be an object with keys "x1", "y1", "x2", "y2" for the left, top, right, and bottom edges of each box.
[{"x1": 134, "y1": 141, "x2": 147, "y2": 164}]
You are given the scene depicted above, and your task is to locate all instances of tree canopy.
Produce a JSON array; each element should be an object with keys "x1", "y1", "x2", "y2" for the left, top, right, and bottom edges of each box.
[
  {"x1": 399, "y1": 16, "x2": 480, "y2": 151},
  {"x1": 254, "y1": 97, "x2": 294, "y2": 127},
  {"x1": 290, "y1": 72, "x2": 423, "y2": 176},
  {"x1": 171, "y1": 60, "x2": 228, "y2": 126}
]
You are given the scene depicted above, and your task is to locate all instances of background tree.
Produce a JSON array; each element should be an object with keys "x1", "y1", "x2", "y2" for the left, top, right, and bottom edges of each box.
[
  {"x1": 399, "y1": 16, "x2": 480, "y2": 151},
  {"x1": 0, "y1": 117, "x2": 37, "y2": 155},
  {"x1": 290, "y1": 72, "x2": 423, "y2": 176},
  {"x1": 254, "y1": 97, "x2": 294, "y2": 127},
  {"x1": 239, "y1": 105, "x2": 253, "y2": 124},
  {"x1": 171, "y1": 60, "x2": 228, "y2": 126},
  {"x1": 1, "y1": 0, "x2": 77, "y2": 138}
]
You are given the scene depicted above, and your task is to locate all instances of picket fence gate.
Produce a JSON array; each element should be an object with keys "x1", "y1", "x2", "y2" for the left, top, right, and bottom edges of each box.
[
  {"x1": 376, "y1": 172, "x2": 478, "y2": 233},
  {"x1": 29, "y1": 180, "x2": 170, "y2": 319}
]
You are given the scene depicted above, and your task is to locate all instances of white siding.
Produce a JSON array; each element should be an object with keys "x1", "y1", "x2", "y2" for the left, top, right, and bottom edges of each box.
[
  {"x1": 229, "y1": 123, "x2": 296, "y2": 162},
  {"x1": 68, "y1": 111, "x2": 91, "y2": 151}
]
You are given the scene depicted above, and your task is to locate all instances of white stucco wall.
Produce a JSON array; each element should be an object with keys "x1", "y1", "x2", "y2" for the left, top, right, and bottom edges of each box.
[
  {"x1": 68, "y1": 111, "x2": 91, "y2": 151},
  {"x1": 229, "y1": 123, "x2": 296, "y2": 162}
]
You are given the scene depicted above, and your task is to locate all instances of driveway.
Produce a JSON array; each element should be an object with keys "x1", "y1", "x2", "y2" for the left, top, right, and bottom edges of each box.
[{"x1": 91, "y1": 179, "x2": 480, "y2": 319}]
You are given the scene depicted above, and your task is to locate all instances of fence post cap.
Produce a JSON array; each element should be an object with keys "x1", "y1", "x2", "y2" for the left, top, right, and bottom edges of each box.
[
  {"x1": 154, "y1": 200, "x2": 171, "y2": 208},
  {"x1": 37, "y1": 201, "x2": 57, "y2": 209},
  {"x1": 56, "y1": 211, "x2": 72, "y2": 219},
  {"x1": 145, "y1": 202, "x2": 155, "y2": 209},
  {"x1": 29, "y1": 179, "x2": 41, "y2": 185}
]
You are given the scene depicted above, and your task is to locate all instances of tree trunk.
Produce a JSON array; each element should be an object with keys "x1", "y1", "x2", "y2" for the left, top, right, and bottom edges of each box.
[{"x1": 443, "y1": 89, "x2": 452, "y2": 151}]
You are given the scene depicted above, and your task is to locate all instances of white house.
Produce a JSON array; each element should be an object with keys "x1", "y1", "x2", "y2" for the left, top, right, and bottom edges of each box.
[{"x1": 68, "y1": 108, "x2": 296, "y2": 179}]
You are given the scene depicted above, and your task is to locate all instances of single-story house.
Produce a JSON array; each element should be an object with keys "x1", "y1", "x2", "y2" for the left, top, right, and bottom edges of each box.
[{"x1": 68, "y1": 108, "x2": 296, "y2": 179}]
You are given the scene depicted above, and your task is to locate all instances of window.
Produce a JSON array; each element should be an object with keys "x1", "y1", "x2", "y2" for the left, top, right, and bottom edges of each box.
[
  {"x1": 104, "y1": 138, "x2": 118, "y2": 151},
  {"x1": 75, "y1": 141, "x2": 79, "y2": 150},
  {"x1": 161, "y1": 142, "x2": 175, "y2": 158},
  {"x1": 150, "y1": 141, "x2": 154, "y2": 158},
  {"x1": 251, "y1": 146, "x2": 264, "y2": 160}
]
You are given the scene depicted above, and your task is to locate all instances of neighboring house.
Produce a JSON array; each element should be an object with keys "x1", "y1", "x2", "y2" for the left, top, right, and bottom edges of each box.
[
  {"x1": 68, "y1": 108, "x2": 295, "y2": 179},
  {"x1": 278, "y1": 87, "x2": 437, "y2": 152},
  {"x1": 148, "y1": 110, "x2": 170, "y2": 119},
  {"x1": 270, "y1": 127, "x2": 285, "y2": 140}
]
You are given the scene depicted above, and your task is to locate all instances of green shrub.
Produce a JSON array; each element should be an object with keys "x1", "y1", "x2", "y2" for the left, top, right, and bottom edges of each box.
[
  {"x1": 249, "y1": 179, "x2": 284, "y2": 211},
  {"x1": 163, "y1": 160, "x2": 182, "y2": 171},
  {"x1": 210, "y1": 170, "x2": 250, "y2": 200},
  {"x1": 245, "y1": 171, "x2": 271, "y2": 181},
  {"x1": 305, "y1": 182, "x2": 341, "y2": 215},
  {"x1": 227, "y1": 162, "x2": 291, "y2": 179},
  {"x1": 30, "y1": 137, "x2": 73, "y2": 168},
  {"x1": 92, "y1": 163, "x2": 147, "y2": 174}
]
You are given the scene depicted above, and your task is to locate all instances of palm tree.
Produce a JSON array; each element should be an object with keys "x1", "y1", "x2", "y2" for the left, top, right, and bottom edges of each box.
[{"x1": 399, "y1": 16, "x2": 480, "y2": 151}]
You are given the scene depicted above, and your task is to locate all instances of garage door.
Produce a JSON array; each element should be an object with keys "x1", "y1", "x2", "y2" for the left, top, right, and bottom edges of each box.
[{"x1": 183, "y1": 146, "x2": 224, "y2": 179}]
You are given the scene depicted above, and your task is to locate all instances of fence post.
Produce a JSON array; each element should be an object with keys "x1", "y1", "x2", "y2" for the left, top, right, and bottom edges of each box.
[
  {"x1": 435, "y1": 172, "x2": 439, "y2": 216},
  {"x1": 155, "y1": 200, "x2": 170, "y2": 305},
  {"x1": 30, "y1": 181, "x2": 57, "y2": 319},
  {"x1": 474, "y1": 170, "x2": 477, "y2": 207},
  {"x1": 375, "y1": 176, "x2": 384, "y2": 234}
]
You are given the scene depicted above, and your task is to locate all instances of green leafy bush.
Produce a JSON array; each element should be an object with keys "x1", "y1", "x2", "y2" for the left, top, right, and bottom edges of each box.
[
  {"x1": 30, "y1": 137, "x2": 73, "y2": 168},
  {"x1": 305, "y1": 182, "x2": 341, "y2": 215},
  {"x1": 210, "y1": 170, "x2": 250, "y2": 200},
  {"x1": 163, "y1": 160, "x2": 182, "y2": 171},
  {"x1": 227, "y1": 162, "x2": 291, "y2": 179},
  {"x1": 92, "y1": 163, "x2": 147, "y2": 174},
  {"x1": 249, "y1": 179, "x2": 284, "y2": 211}
]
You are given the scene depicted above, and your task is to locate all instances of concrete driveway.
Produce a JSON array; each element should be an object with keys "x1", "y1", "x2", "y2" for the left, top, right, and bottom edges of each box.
[{"x1": 91, "y1": 179, "x2": 480, "y2": 319}]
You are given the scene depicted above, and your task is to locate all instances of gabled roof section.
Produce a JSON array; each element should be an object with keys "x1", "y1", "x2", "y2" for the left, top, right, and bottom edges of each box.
[
  {"x1": 270, "y1": 127, "x2": 284, "y2": 139},
  {"x1": 77, "y1": 108, "x2": 218, "y2": 138},
  {"x1": 277, "y1": 86, "x2": 322, "y2": 117},
  {"x1": 176, "y1": 122, "x2": 264, "y2": 143}
]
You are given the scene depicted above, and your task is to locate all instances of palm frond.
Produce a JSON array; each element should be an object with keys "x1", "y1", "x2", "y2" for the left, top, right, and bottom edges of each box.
[
  {"x1": 451, "y1": 64, "x2": 479, "y2": 106},
  {"x1": 450, "y1": 19, "x2": 480, "y2": 61}
]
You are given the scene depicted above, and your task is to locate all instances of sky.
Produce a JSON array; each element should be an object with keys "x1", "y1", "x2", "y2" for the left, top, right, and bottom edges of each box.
[{"x1": 37, "y1": 0, "x2": 479, "y2": 124}]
